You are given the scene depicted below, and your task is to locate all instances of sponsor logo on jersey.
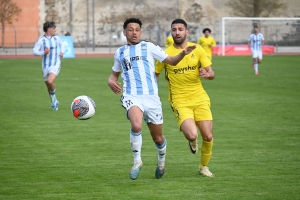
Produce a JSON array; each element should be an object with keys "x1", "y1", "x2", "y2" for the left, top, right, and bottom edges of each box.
[{"x1": 173, "y1": 66, "x2": 196, "y2": 74}]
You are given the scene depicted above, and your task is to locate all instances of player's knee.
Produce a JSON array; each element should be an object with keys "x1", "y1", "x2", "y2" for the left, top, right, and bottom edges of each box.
[
  {"x1": 47, "y1": 78, "x2": 54, "y2": 85},
  {"x1": 131, "y1": 123, "x2": 142, "y2": 133},
  {"x1": 184, "y1": 131, "x2": 197, "y2": 141},
  {"x1": 202, "y1": 134, "x2": 213, "y2": 142},
  {"x1": 152, "y1": 135, "x2": 164, "y2": 145},
  {"x1": 258, "y1": 60, "x2": 262, "y2": 64}
]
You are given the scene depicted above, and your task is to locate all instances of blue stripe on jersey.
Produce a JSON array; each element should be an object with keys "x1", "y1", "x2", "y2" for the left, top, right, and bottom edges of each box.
[
  {"x1": 48, "y1": 38, "x2": 53, "y2": 67},
  {"x1": 130, "y1": 46, "x2": 143, "y2": 94},
  {"x1": 42, "y1": 39, "x2": 47, "y2": 68},
  {"x1": 120, "y1": 46, "x2": 131, "y2": 94},
  {"x1": 141, "y1": 43, "x2": 154, "y2": 95},
  {"x1": 256, "y1": 35, "x2": 259, "y2": 51},
  {"x1": 54, "y1": 37, "x2": 57, "y2": 65}
]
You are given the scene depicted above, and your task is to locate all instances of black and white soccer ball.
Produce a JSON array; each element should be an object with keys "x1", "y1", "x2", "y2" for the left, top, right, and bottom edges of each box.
[{"x1": 71, "y1": 95, "x2": 96, "y2": 120}]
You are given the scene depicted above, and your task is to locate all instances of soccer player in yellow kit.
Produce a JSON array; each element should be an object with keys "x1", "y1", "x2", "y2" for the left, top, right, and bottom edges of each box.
[
  {"x1": 197, "y1": 28, "x2": 216, "y2": 61},
  {"x1": 156, "y1": 19, "x2": 215, "y2": 177}
]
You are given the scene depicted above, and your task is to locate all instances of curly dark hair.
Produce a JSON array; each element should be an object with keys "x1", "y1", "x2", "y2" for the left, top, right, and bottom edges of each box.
[
  {"x1": 43, "y1": 21, "x2": 56, "y2": 32},
  {"x1": 202, "y1": 28, "x2": 211, "y2": 34},
  {"x1": 123, "y1": 18, "x2": 142, "y2": 29}
]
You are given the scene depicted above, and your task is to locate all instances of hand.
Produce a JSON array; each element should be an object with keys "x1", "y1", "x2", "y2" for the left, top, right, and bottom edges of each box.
[
  {"x1": 108, "y1": 79, "x2": 122, "y2": 94},
  {"x1": 200, "y1": 68, "x2": 210, "y2": 79},
  {"x1": 59, "y1": 52, "x2": 64, "y2": 58},
  {"x1": 44, "y1": 48, "x2": 50, "y2": 55},
  {"x1": 208, "y1": 44, "x2": 212, "y2": 48},
  {"x1": 182, "y1": 45, "x2": 196, "y2": 55}
]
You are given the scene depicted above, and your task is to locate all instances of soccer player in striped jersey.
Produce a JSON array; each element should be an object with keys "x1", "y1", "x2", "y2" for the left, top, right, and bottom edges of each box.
[
  {"x1": 248, "y1": 26, "x2": 264, "y2": 75},
  {"x1": 33, "y1": 21, "x2": 64, "y2": 110},
  {"x1": 197, "y1": 28, "x2": 216, "y2": 61},
  {"x1": 108, "y1": 18, "x2": 196, "y2": 180},
  {"x1": 156, "y1": 19, "x2": 215, "y2": 177}
]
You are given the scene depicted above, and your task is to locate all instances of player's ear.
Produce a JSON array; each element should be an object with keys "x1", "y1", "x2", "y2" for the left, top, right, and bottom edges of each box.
[{"x1": 123, "y1": 30, "x2": 126, "y2": 36}]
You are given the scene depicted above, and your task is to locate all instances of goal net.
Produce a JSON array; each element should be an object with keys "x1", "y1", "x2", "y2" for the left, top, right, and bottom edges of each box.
[{"x1": 221, "y1": 17, "x2": 300, "y2": 56}]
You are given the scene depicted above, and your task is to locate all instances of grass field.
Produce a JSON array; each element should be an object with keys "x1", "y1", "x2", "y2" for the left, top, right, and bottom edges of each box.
[{"x1": 0, "y1": 55, "x2": 300, "y2": 200}]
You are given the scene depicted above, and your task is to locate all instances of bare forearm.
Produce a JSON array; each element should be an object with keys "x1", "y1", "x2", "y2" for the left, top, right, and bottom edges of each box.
[{"x1": 167, "y1": 51, "x2": 185, "y2": 66}]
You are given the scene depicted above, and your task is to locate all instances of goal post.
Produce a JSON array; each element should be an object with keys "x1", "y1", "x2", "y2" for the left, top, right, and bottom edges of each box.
[{"x1": 221, "y1": 17, "x2": 300, "y2": 56}]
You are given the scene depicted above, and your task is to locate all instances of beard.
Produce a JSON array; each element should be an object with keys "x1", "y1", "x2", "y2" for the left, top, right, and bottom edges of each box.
[{"x1": 173, "y1": 35, "x2": 186, "y2": 45}]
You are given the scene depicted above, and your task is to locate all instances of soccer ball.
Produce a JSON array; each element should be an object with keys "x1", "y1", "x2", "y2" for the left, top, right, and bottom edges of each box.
[{"x1": 71, "y1": 95, "x2": 96, "y2": 120}]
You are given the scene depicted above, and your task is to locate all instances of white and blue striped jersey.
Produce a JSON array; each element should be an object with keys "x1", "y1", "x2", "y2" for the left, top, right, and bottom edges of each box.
[
  {"x1": 33, "y1": 35, "x2": 64, "y2": 68},
  {"x1": 248, "y1": 33, "x2": 264, "y2": 51},
  {"x1": 112, "y1": 41, "x2": 168, "y2": 95}
]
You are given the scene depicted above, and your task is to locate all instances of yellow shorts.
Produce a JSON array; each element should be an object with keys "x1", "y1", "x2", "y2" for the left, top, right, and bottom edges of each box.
[{"x1": 171, "y1": 94, "x2": 212, "y2": 130}]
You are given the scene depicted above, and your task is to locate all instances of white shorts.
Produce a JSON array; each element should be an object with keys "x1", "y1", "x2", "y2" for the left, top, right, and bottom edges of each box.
[
  {"x1": 252, "y1": 50, "x2": 263, "y2": 59},
  {"x1": 120, "y1": 94, "x2": 163, "y2": 125},
  {"x1": 42, "y1": 65, "x2": 61, "y2": 81}
]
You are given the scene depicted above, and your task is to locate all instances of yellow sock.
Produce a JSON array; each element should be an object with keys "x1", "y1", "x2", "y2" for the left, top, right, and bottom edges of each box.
[{"x1": 200, "y1": 138, "x2": 213, "y2": 169}]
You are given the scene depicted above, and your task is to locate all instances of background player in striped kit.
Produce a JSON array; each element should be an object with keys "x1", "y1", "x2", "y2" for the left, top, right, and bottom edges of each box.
[
  {"x1": 107, "y1": 18, "x2": 196, "y2": 180},
  {"x1": 33, "y1": 21, "x2": 64, "y2": 110},
  {"x1": 248, "y1": 26, "x2": 264, "y2": 75}
]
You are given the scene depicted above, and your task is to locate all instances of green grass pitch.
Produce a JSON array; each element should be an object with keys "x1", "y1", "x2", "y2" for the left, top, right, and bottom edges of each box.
[{"x1": 0, "y1": 55, "x2": 300, "y2": 199}]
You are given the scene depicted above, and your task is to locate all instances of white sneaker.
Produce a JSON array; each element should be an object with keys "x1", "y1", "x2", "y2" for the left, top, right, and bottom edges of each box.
[{"x1": 199, "y1": 166, "x2": 215, "y2": 177}]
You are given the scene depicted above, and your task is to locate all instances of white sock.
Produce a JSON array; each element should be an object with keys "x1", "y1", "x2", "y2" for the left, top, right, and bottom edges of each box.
[
  {"x1": 50, "y1": 90, "x2": 56, "y2": 103},
  {"x1": 155, "y1": 137, "x2": 167, "y2": 162},
  {"x1": 254, "y1": 63, "x2": 258, "y2": 72},
  {"x1": 130, "y1": 129, "x2": 142, "y2": 163}
]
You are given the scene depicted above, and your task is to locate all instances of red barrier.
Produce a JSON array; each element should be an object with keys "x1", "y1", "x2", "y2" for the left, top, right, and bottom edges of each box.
[{"x1": 212, "y1": 45, "x2": 275, "y2": 56}]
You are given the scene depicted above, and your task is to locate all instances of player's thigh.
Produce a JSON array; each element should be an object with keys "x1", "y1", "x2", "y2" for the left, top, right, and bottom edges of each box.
[
  {"x1": 43, "y1": 65, "x2": 60, "y2": 82},
  {"x1": 143, "y1": 95, "x2": 163, "y2": 125},
  {"x1": 121, "y1": 95, "x2": 144, "y2": 126},
  {"x1": 171, "y1": 101, "x2": 194, "y2": 131},
  {"x1": 194, "y1": 100, "x2": 213, "y2": 122},
  {"x1": 252, "y1": 50, "x2": 258, "y2": 59},
  {"x1": 180, "y1": 118, "x2": 198, "y2": 141},
  {"x1": 196, "y1": 120, "x2": 213, "y2": 141}
]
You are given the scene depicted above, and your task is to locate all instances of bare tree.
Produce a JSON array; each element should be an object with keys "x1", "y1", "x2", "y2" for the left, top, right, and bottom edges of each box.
[
  {"x1": 226, "y1": 0, "x2": 286, "y2": 17},
  {"x1": 0, "y1": 0, "x2": 21, "y2": 49}
]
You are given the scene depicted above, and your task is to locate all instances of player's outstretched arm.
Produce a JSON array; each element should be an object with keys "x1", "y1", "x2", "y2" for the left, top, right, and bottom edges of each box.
[
  {"x1": 163, "y1": 45, "x2": 196, "y2": 66},
  {"x1": 200, "y1": 66, "x2": 215, "y2": 80},
  {"x1": 108, "y1": 71, "x2": 122, "y2": 94}
]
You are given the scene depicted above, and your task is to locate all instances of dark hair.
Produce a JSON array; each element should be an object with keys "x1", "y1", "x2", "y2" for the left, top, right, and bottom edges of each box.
[
  {"x1": 253, "y1": 25, "x2": 259, "y2": 29},
  {"x1": 43, "y1": 21, "x2": 56, "y2": 32},
  {"x1": 202, "y1": 28, "x2": 211, "y2": 34},
  {"x1": 171, "y1": 19, "x2": 187, "y2": 28},
  {"x1": 123, "y1": 18, "x2": 142, "y2": 29}
]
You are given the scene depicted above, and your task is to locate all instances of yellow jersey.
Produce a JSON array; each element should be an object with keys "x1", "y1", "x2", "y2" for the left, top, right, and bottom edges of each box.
[
  {"x1": 197, "y1": 36, "x2": 216, "y2": 57},
  {"x1": 155, "y1": 42, "x2": 212, "y2": 102},
  {"x1": 165, "y1": 35, "x2": 174, "y2": 48}
]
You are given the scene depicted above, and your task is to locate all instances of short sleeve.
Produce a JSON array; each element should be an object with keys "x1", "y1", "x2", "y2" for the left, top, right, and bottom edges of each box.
[
  {"x1": 112, "y1": 49, "x2": 122, "y2": 72},
  {"x1": 261, "y1": 34, "x2": 264, "y2": 40},
  {"x1": 155, "y1": 60, "x2": 165, "y2": 74},
  {"x1": 148, "y1": 43, "x2": 168, "y2": 62},
  {"x1": 248, "y1": 35, "x2": 252, "y2": 41}
]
